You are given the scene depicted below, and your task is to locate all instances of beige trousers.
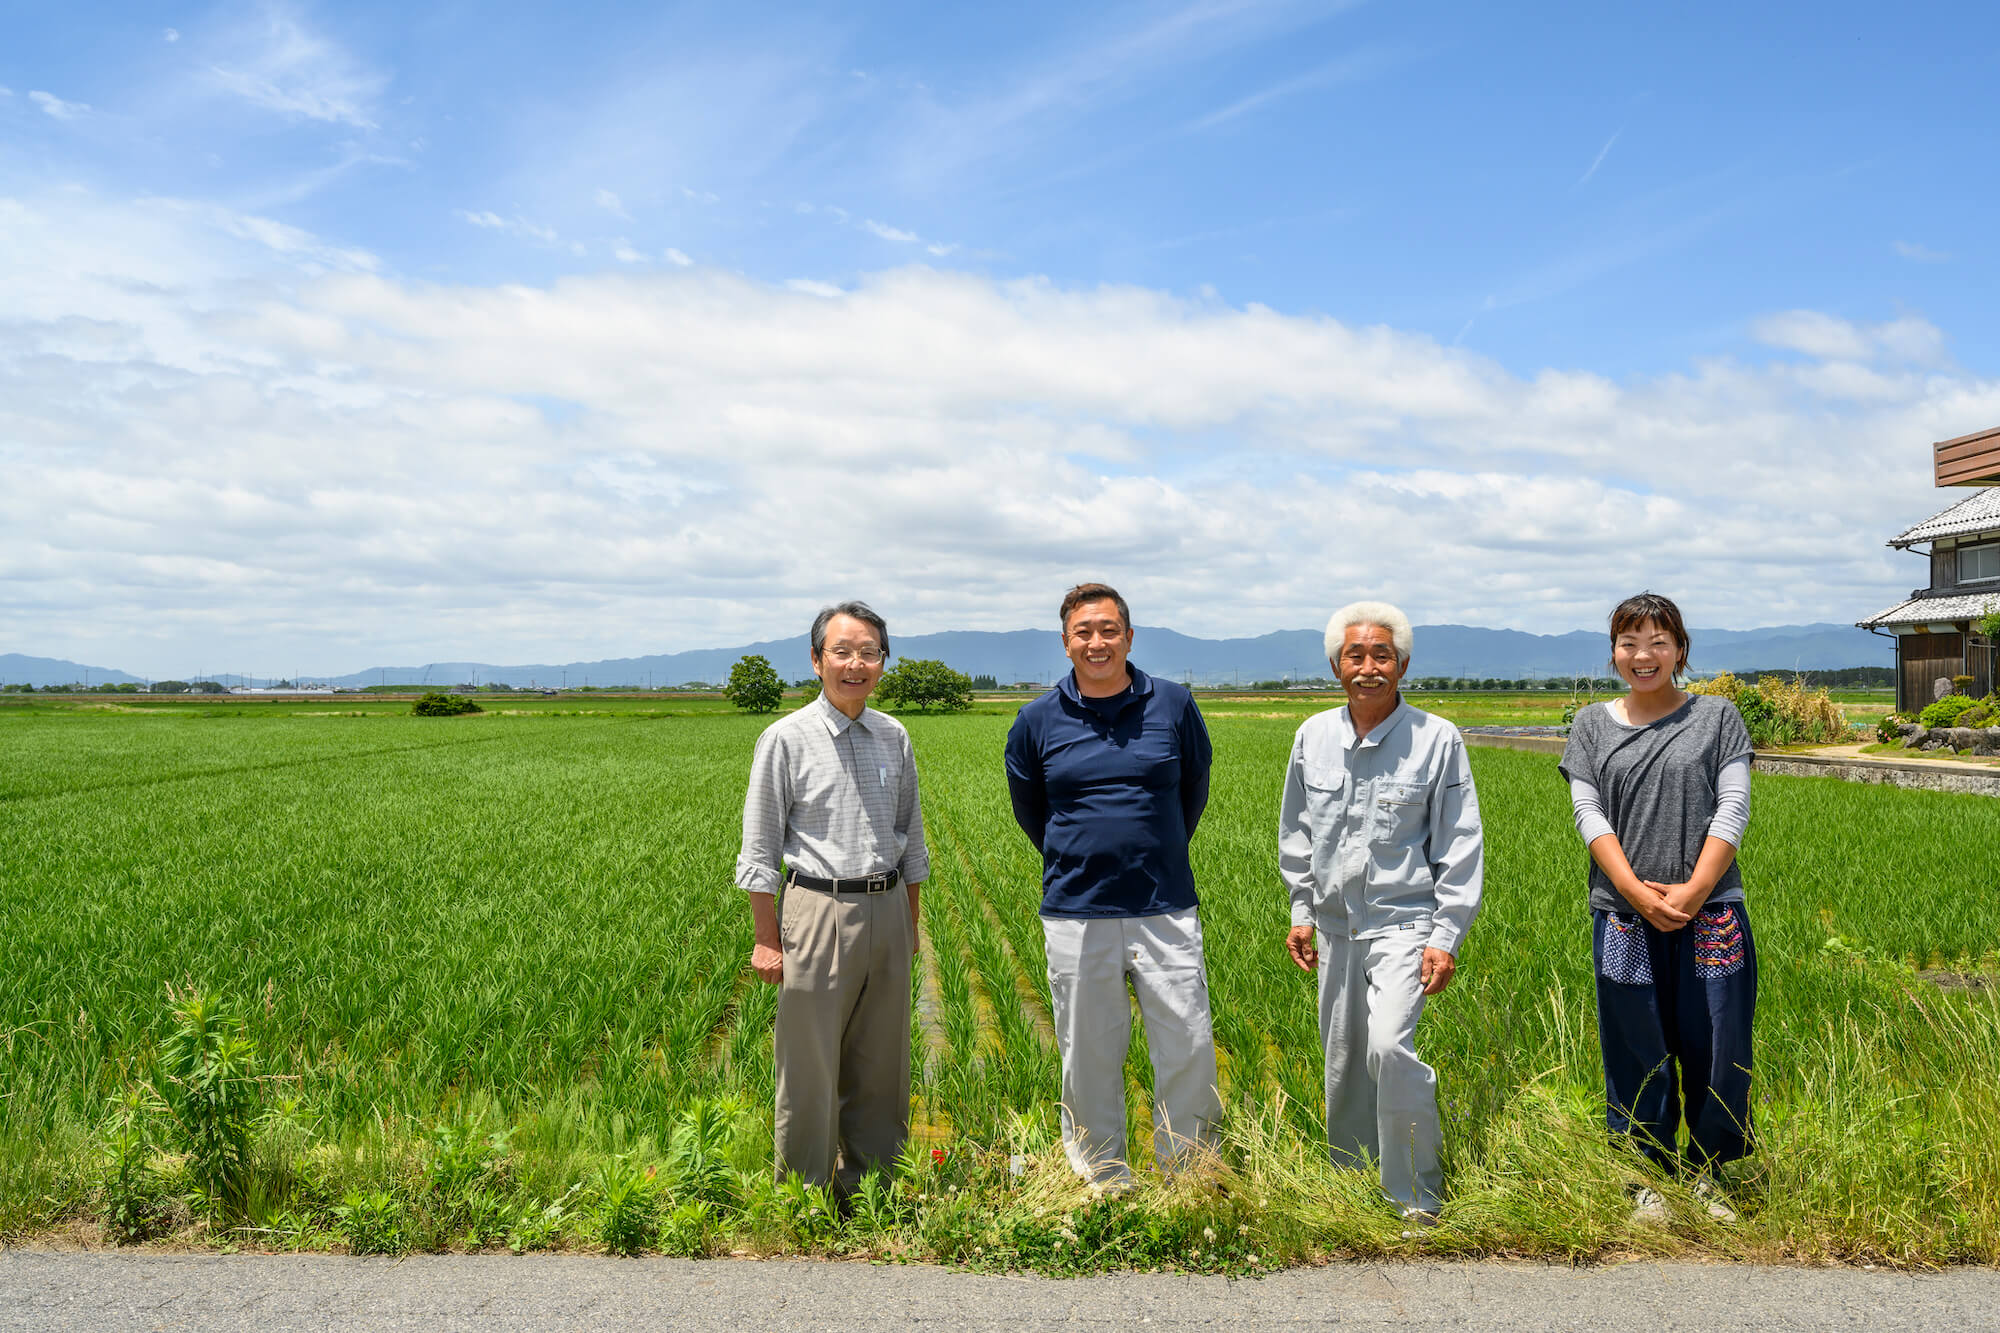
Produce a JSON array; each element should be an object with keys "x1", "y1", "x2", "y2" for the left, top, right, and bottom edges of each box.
[{"x1": 773, "y1": 883, "x2": 913, "y2": 1196}]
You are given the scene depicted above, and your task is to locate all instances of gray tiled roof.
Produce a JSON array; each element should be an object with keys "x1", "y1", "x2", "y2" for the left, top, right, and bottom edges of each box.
[
  {"x1": 1858, "y1": 590, "x2": 2000, "y2": 628},
  {"x1": 1889, "y1": 487, "x2": 2000, "y2": 546}
]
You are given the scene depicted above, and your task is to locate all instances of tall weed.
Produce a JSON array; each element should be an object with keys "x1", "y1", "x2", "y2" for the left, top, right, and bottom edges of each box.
[{"x1": 152, "y1": 990, "x2": 260, "y2": 1223}]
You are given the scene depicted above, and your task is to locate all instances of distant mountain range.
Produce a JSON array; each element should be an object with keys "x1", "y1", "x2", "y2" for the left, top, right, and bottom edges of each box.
[
  {"x1": 0, "y1": 654, "x2": 148, "y2": 688},
  {"x1": 4, "y1": 623, "x2": 1892, "y2": 690}
]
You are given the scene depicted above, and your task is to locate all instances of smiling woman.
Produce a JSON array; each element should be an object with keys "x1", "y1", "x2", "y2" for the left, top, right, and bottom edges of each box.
[{"x1": 1560, "y1": 592, "x2": 1758, "y2": 1216}]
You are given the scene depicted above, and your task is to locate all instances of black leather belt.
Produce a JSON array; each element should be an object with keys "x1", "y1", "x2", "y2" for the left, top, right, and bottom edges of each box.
[{"x1": 785, "y1": 868, "x2": 901, "y2": 895}]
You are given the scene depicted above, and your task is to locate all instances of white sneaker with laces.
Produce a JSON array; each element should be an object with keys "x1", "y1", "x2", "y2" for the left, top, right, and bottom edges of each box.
[
  {"x1": 1694, "y1": 1175, "x2": 1738, "y2": 1223},
  {"x1": 1630, "y1": 1187, "x2": 1668, "y2": 1226}
]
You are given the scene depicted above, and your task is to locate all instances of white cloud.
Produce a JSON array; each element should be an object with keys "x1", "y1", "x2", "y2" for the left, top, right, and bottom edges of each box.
[
  {"x1": 594, "y1": 189, "x2": 631, "y2": 220},
  {"x1": 202, "y1": 202, "x2": 379, "y2": 272},
  {"x1": 1573, "y1": 128, "x2": 1621, "y2": 189},
  {"x1": 1752, "y1": 310, "x2": 1946, "y2": 364},
  {"x1": 663, "y1": 248, "x2": 693, "y2": 267},
  {"x1": 681, "y1": 187, "x2": 720, "y2": 205},
  {"x1": 0, "y1": 186, "x2": 1984, "y2": 675},
  {"x1": 612, "y1": 241, "x2": 646, "y2": 264},
  {"x1": 456, "y1": 210, "x2": 560, "y2": 244},
  {"x1": 864, "y1": 219, "x2": 919, "y2": 243},
  {"x1": 164, "y1": 28, "x2": 181, "y2": 43},
  {"x1": 1893, "y1": 240, "x2": 1951, "y2": 263},
  {"x1": 206, "y1": 5, "x2": 385, "y2": 128},
  {"x1": 29, "y1": 90, "x2": 90, "y2": 120}
]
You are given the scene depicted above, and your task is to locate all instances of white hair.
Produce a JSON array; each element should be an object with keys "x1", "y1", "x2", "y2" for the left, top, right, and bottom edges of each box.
[{"x1": 1325, "y1": 601, "x2": 1414, "y2": 667}]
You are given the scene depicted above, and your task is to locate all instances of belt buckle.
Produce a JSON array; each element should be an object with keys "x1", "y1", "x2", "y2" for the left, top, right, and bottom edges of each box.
[{"x1": 865, "y1": 872, "x2": 890, "y2": 894}]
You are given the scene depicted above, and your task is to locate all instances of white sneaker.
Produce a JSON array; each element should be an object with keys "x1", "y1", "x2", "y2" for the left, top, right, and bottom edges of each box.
[
  {"x1": 1630, "y1": 1187, "x2": 1668, "y2": 1226},
  {"x1": 1694, "y1": 1176, "x2": 1738, "y2": 1224},
  {"x1": 1399, "y1": 1205, "x2": 1439, "y2": 1238}
]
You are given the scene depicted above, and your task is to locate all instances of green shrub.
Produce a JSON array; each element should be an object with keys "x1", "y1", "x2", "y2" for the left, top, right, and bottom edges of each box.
[
  {"x1": 1727, "y1": 687, "x2": 1777, "y2": 745},
  {"x1": 1688, "y1": 672, "x2": 1847, "y2": 747},
  {"x1": 595, "y1": 1156, "x2": 660, "y2": 1256},
  {"x1": 334, "y1": 1189, "x2": 406, "y2": 1255},
  {"x1": 411, "y1": 692, "x2": 482, "y2": 716},
  {"x1": 1960, "y1": 704, "x2": 1994, "y2": 728},
  {"x1": 666, "y1": 1099, "x2": 738, "y2": 1208},
  {"x1": 1920, "y1": 694, "x2": 1978, "y2": 729},
  {"x1": 1876, "y1": 712, "x2": 1910, "y2": 745}
]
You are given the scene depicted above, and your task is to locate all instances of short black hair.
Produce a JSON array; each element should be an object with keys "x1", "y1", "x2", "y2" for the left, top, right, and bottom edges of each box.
[
  {"x1": 1059, "y1": 583, "x2": 1131, "y2": 634},
  {"x1": 810, "y1": 601, "x2": 889, "y2": 660},
  {"x1": 1609, "y1": 591, "x2": 1690, "y2": 677}
]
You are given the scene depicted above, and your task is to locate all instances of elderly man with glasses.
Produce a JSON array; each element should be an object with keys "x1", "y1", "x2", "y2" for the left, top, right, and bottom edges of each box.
[
  {"x1": 736, "y1": 600, "x2": 928, "y2": 1197},
  {"x1": 1278, "y1": 601, "x2": 1483, "y2": 1225},
  {"x1": 1004, "y1": 582, "x2": 1220, "y2": 1186}
]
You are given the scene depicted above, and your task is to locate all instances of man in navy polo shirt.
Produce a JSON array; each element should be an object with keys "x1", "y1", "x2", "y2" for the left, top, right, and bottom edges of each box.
[{"x1": 1004, "y1": 582, "x2": 1220, "y2": 1185}]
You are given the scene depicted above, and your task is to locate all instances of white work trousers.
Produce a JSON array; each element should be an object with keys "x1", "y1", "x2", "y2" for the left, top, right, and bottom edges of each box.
[
  {"x1": 1317, "y1": 925, "x2": 1443, "y2": 1213},
  {"x1": 1042, "y1": 907, "x2": 1221, "y2": 1185}
]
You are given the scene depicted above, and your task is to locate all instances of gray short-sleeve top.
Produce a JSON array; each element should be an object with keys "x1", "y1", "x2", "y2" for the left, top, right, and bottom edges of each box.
[{"x1": 1557, "y1": 694, "x2": 1754, "y2": 914}]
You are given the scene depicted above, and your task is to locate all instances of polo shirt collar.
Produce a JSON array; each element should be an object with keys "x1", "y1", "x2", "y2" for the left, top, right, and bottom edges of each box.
[
  {"x1": 1057, "y1": 662, "x2": 1156, "y2": 709},
  {"x1": 1340, "y1": 697, "x2": 1411, "y2": 750}
]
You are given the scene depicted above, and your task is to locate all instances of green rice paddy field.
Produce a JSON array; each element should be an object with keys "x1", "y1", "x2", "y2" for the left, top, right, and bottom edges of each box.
[{"x1": 2, "y1": 693, "x2": 1996, "y2": 1266}]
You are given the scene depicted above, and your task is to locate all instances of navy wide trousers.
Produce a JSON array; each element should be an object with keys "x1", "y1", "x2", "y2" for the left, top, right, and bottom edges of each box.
[{"x1": 1592, "y1": 902, "x2": 1757, "y2": 1170}]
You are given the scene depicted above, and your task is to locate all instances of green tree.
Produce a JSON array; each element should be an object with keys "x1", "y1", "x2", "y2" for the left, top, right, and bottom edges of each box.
[
  {"x1": 877, "y1": 659, "x2": 974, "y2": 713},
  {"x1": 793, "y1": 677, "x2": 823, "y2": 703},
  {"x1": 412, "y1": 691, "x2": 482, "y2": 717},
  {"x1": 725, "y1": 655, "x2": 784, "y2": 713},
  {"x1": 970, "y1": 674, "x2": 998, "y2": 691}
]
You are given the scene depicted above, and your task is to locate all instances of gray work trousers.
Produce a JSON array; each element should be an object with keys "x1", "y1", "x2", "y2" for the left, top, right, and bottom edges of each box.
[
  {"x1": 1316, "y1": 924, "x2": 1443, "y2": 1213},
  {"x1": 773, "y1": 883, "x2": 913, "y2": 1196},
  {"x1": 1042, "y1": 907, "x2": 1221, "y2": 1185}
]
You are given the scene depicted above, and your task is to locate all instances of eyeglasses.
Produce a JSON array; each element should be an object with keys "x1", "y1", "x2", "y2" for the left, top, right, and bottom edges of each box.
[
  {"x1": 824, "y1": 647, "x2": 884, "y2": 665},
  {"x1": 1067, "y1": 627, "x2": 1127, "y2": 643}
]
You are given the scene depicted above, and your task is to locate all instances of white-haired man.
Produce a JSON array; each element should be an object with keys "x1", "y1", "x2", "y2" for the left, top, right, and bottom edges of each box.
[{"x1": 1277, "y1": 601, "x2": 1483, "y2": 1222}]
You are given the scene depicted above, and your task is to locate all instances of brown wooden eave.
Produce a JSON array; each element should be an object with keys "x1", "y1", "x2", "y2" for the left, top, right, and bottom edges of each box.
[{"x1": 1936, "y1": 425, "x2": 2000, "y2": 486}]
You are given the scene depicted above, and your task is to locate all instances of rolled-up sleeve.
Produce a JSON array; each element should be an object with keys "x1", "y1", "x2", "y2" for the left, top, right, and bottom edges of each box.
[
  {"x1": 1278, "y1": 731, "x2": 1318, "y2": 929},
  {"x1": 896, "y1": 729, "x2": 931, "y2": 884},
  {"x1": 1424, "y1": 736, "x2": 1483, "y2": 955},
  {"x1": 734, "y1": 729, "x2": 790, "y2": 895}
]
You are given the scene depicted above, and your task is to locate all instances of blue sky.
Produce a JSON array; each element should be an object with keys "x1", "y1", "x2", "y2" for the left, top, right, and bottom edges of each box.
[{"x1": 4, "y1": 1, "x2": 1998, "y2": 676}]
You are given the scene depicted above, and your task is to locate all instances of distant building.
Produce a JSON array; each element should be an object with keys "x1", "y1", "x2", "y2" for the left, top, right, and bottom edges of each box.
[{"x1": 1859, "y1": 425, "x2": 2000, "y2": 710}]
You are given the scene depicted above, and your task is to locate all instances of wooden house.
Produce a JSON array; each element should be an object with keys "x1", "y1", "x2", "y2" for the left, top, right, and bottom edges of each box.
[{"x1": 1859, "y1": 425, "x2": 2000, "y2": 710}]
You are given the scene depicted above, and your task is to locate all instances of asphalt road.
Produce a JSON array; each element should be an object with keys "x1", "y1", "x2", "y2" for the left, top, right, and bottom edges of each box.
[{"x1": 5, "y1": 1252, "x2": 1997, "y2": 1332}]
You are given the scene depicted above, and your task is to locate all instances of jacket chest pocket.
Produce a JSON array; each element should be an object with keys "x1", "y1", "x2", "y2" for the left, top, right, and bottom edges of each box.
[
  {"x1": 1374, "y1": 778, "x2": 1427, "y2": 839},
  {"x1": 1303, "y1": 766, "x2": 1346, "y2": 824}
]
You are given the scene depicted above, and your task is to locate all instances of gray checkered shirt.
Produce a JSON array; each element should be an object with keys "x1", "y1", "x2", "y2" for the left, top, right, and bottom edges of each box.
[{"x1": 735, "y1": 693, "x2": 930, "y2": 894}]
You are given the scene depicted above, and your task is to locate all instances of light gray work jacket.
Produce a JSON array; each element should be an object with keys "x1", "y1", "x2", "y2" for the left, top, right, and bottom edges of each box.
[{"x1": 1277, "y1": 699, "x2": 1484, "y2": 955}]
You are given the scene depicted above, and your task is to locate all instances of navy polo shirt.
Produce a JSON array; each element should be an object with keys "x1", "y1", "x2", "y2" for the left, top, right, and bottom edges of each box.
[{"x1": 1003, "y1": 664, "x2": 1212, "y2": 918}]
